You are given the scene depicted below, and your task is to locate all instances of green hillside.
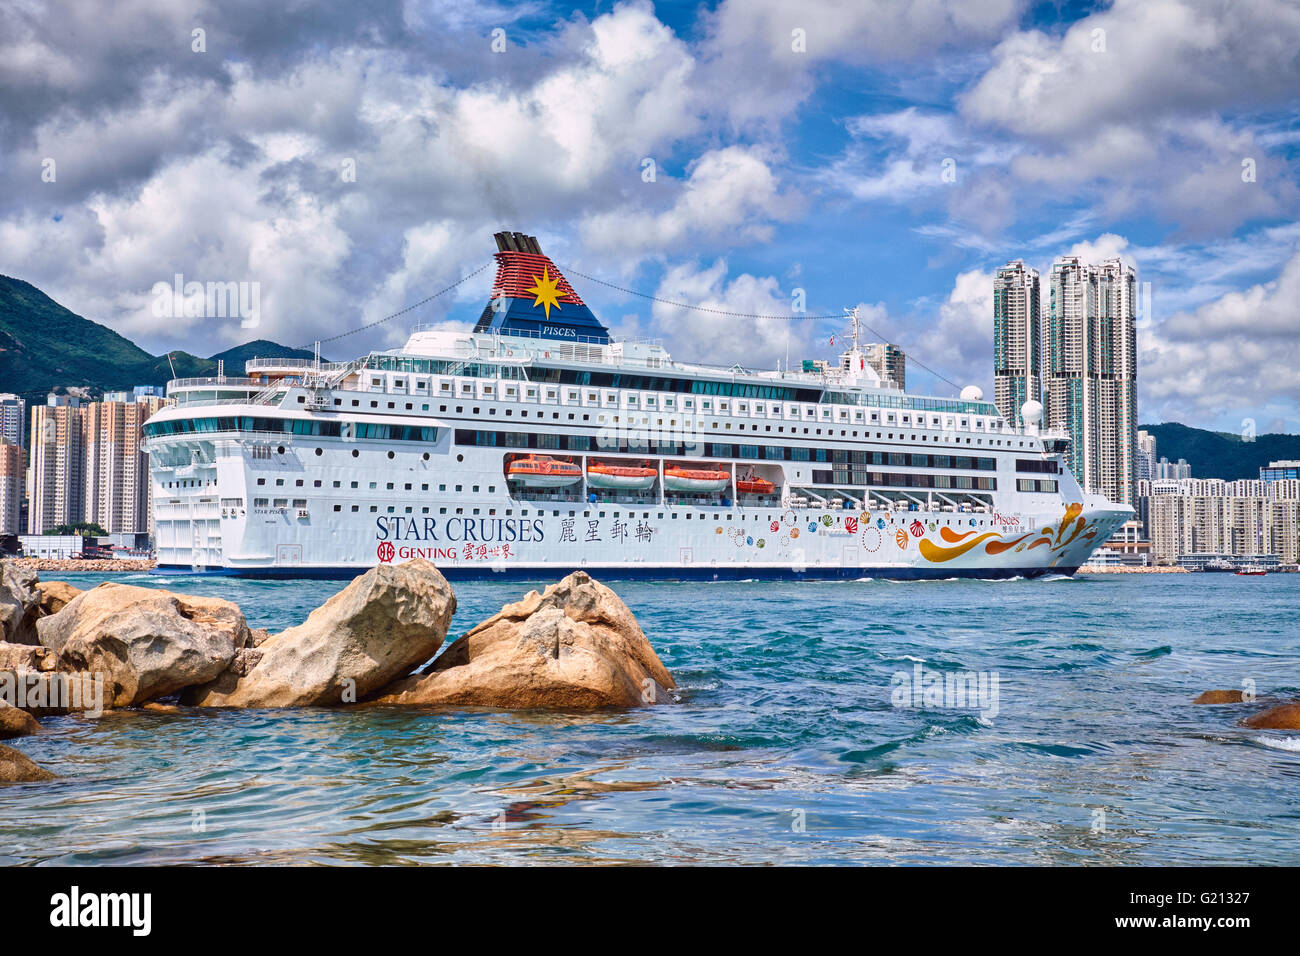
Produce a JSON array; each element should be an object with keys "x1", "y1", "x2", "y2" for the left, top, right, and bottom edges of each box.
[
  {"x1": 0, "y1": 275, "x2": 318, "y2": 401},
  {"x1": 1140, "y1": 422, "x2": 1300, "y2": 481},
  {"x1": 210, "y1": 339, "x2": 317, "y2": 374}
]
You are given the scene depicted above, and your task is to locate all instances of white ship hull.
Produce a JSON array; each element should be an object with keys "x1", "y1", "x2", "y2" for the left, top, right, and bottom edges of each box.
[{"x1": 146, "y1": 410, "x2": 1129, "y2": 580}]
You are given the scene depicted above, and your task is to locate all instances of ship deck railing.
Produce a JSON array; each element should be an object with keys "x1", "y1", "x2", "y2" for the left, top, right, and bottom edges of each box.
[
  {"x1": 168, "y1": 376, "x2": 260, "y2": 389},
  {"x1": 245, "y1": 357, "x2": 356, "y2": 373}
]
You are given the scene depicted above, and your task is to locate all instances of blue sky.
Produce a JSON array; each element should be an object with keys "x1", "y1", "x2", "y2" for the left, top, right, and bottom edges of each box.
[{"x1": 1, "y1": 0, "x2": 1298, "y2": 432}]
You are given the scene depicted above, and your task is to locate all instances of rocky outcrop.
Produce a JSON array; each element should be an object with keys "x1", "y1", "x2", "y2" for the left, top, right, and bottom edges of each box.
[
  {"x1": 0, "y1": 743, "x2": 56, "y2": 783},
  {"x1": 0, "y1": 701, "x2": 41, "y2": 739},
  {"x1": 184, "y1": 559, "x2": 455, "y2": 708},
  {"x1": 37, "y1": 583, "x2": 249, "y2": 708},
  {"x1": 37, "y1": 580, "x2": 81, "y2": 616},
  {"x1": 374, "y1": 572, "x2": 674, "y2": 710},
  {"x1": 0, "y1": 641, "x2": 57, "y2": 673},
  {"x1": 1194, "y1": 689, "x2": 1246, "y2": 704},
  {"x1": 2, "y1": 671, "x2": 111, "y2": 717},
  {"x1": 1241, "y1": 702, "x2": 1300, "y2": 730},
  {"x1": 0, "y1": 563, "x2": 43, "y2": 645}
]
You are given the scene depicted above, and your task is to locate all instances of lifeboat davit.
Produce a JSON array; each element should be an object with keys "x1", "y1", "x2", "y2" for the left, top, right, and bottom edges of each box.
[
  {"x1": 507, "y1": 455, "x2": 582, "y2": 488},
  {"x1": 664, "y1": 465, "x2": 729, "y2": 494},
  {"x1": 736, "y1": 476, "x2": 776, "y2": 495},
  {"x1": 587, "y1": 461, "x2": 657, "y2": 491}
]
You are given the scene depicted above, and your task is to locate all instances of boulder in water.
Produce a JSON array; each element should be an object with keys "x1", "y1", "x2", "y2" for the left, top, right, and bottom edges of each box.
[
  {"x1": 1241, "y1": 702, "x2": 1300, "y2": 730},
  {"x1": 374, "y1": 572, "x2": 674, "y2": 710},
  {"x1": 185, "y1": 559, "x2": 456, "y2": 708},
  {"x1": 37, "y1": 583, "x2": 249, "y2": 708},
  {"x1": 0, "y1": 701, "x2": 41, "y2": 739},
  {"x1": 1194, "y1": 689, "x2": 1246, "y2": 704},
  {"x1": 0, "y1": 743, "x2": 56, "y2": 783}
]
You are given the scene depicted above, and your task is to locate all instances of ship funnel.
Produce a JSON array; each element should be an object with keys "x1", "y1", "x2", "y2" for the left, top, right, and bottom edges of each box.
[{"x1": 474, "y1": 230, "x2": 611, "y2": 343}]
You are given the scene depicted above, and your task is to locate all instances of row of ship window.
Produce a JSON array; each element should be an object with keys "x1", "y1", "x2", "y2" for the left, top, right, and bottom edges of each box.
[
  {"x1": 455, "y1": 429, "x2": 1057, "y2": 474},
  {"x1": 362, "y1": 354, "x2": 1000, "y2": 416},
  {"x1": 147, "y1": 409, "x2": 1037, "y2": 450}
]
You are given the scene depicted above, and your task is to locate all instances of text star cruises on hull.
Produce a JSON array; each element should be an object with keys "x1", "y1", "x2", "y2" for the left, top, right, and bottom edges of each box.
[{"x1": 143, "y1": 231, "x2": 1131, "y2": 579}]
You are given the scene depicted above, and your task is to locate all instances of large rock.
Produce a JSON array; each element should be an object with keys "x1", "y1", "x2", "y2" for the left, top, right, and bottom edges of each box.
[
  {"x1": 0, "y1": 700, "x2": 41, "y2": 739},
  {"x1": 0, "y1": 563, "x2": 42, "y2": 645},
  {"x1": 184, "y1": 559, "x2": 456, "y2": 708},
  {"x1": 0, "y1": 671, "x2": 110, "y2": 717},
  {"x1": 0, "y1": 641, "x2": 57, "y2": 673},
  {"x1": 37, "y1": 580, "x2": 81, "y2": 616},
  {"x1": 37, "y1": 583, "x2": 249, "y2": 708},
  {"x1": 1241, "y1": 702, "x2": 1300, "y2": 730},
  {"x1": 374, "y1": 572, "x2": 674, "y2": 710},
  {"x1": 0, "y1": 743, "x2": 56, "y2": 783}
]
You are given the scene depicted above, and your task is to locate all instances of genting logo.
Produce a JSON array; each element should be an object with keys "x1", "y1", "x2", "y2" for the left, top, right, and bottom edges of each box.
[{"x1": 376, "y1": 541, "x2": 395, "y2": 563}]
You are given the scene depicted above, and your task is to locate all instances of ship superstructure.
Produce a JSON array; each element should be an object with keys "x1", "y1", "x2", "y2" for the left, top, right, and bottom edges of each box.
[{"x1": 143, "y1": 232, "x2": 1131, "y2": 578}]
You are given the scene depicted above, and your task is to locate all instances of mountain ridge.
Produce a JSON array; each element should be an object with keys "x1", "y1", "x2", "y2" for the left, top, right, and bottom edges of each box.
[
  {"x1": 0, "y1": 274, "x2": 318, "y2": 401},
  {"x1": 1139, "y1": 421, "x2": 1300, "y2": 482}
]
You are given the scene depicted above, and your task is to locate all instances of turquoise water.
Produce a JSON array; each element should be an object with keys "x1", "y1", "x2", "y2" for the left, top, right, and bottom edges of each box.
[{"x1": 3, "y1": 571, "x2": 1298, "y2": 865}]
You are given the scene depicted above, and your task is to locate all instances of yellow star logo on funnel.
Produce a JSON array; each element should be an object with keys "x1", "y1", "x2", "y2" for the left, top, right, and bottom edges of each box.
[{"x1": 526, "y1": 267, "x2": 563, "y2": 319}]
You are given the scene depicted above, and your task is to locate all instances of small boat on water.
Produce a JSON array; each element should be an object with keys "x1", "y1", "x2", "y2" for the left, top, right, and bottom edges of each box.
[
  {"x1": 664, "y1": 465, "x2": 729, "y2": 493},
  {"x1": 1234, "y1": 565, "x2": 1268, "y2": 576},
  {"x1": 507, "y1": 455, "x2": 582, "y2": 487},
  {"x1": 587, "y1": 461, "x2": 657, "y2": 491}
]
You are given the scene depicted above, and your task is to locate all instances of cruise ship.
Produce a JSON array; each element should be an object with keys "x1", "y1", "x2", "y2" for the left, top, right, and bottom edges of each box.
[{"x1": 143, "y1": 231, "x2": 1131, "y2": 579}]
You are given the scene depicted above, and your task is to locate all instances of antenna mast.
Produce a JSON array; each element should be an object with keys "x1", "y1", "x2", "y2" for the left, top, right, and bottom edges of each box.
[{"x1": 845, "y1": 305, "x2": 861, "y2": 353}]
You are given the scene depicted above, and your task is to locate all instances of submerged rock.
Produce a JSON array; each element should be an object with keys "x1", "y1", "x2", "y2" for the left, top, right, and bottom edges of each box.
[
  {"x1": 1241, "y1": 702, "x2": 1300, "y2": 730},
  {"x1": 0, "y1": 701, "x2": 41, "y2": 739},
  {"x1": 375, "y1": 572, "x2": 674, "y2": 710},
  {"x1": 1194, "y1": 689, "x2": 1247, "y2": 704},
  {"x1": 184, "y1": 559, "x2": 455, "y2": 708},
  {"x1": 37, "y1": 583, "x2": 249, "y2": 708},
  {"x1": 0, "y1": 743, "x2": 56, "y2": 782}
]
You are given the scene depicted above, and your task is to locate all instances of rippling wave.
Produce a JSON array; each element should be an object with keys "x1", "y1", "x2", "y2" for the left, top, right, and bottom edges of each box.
[{"x1": 1, "y1": 572, "x2": 1297, "y2": 865}]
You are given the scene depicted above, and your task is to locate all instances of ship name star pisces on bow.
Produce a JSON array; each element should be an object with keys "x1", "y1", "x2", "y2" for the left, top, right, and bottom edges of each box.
[
  {"x1": 142, "y1": 228, "x2": 1133, "y2": 580},
  {"x1": 526, "y1": 267, "x2": 562, "y2": 319}
]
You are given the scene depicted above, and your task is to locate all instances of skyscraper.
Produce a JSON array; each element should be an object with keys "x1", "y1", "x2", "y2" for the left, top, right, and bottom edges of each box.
[
  {"x1": 85, "y1": 392, "x2": 165, "y2": 534},
  {"x1": 0, "y1": 441, "x2": 22, "y2": 536},
  {"x1": 1135, "y1": 429, "x2": 1156, "y2": 482},
  {"x1": 858, "y1": 342, "x2": 905, "y2": 390},
  {"x1": 26, "y1": 390, "x2": 168, "y2": 537},
  {"x1": 27, "y1": 396, "x2": 87, "y2": 534},
  {"x1": 1135, "y1": 429, "x2": 1156, "y2": 533},
  {"x1": 1045, "y1": 256, "x2": 1138, "y2": 507},
  {"x1": 0, "y1": 394, "x2": 26, "y2": 449},
  {"x1": 993, "y1": 259, "x2": 1041, "y2": 427}
]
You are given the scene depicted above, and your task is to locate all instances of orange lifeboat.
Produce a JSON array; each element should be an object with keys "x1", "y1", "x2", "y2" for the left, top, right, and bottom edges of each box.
[
  {"x1": 587, "y1": 461, "x2": 657, "y2": 491},
  {"x1": 506, "y1": 455, "x2": 582, "y2": 488},
  {"x1": 736, "y1": 476, "x2": 776, "y2": 495},
  {"x1": 664, "y1": 465, "x2": 729, "y2": 494}
]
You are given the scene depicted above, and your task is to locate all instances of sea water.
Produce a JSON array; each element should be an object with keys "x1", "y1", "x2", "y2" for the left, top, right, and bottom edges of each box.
[{"x1": 2, "y1": 572, "x2": 1297, "y2": 865}]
